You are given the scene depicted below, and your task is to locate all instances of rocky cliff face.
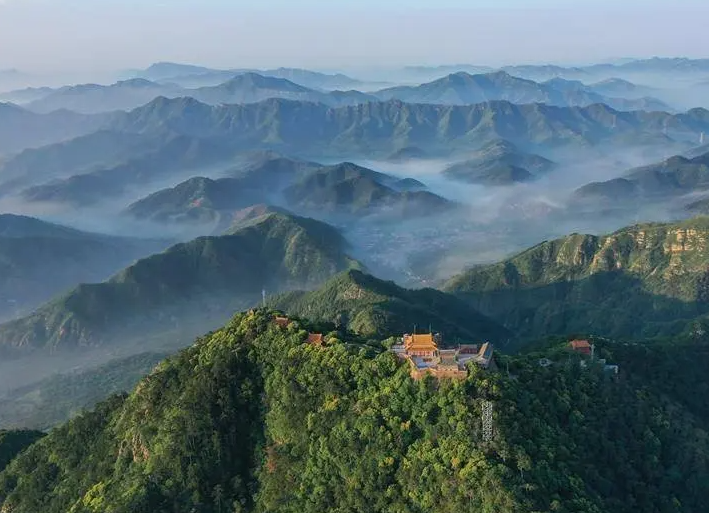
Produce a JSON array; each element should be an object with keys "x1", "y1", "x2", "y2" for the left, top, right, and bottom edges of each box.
[{"x1": 445, "y1": 218, "x2": 709, "y2": 342}]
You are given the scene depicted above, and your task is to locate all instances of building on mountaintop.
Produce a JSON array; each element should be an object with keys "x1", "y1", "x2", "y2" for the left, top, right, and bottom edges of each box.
[
  {"x1": 307, "y1": 333, "x2": 324, "y2": 346},
  {"x1": 568, "y1": 341, "x2": 620, "y2": 373},
  {"x1": 569, "y1": 339, "x2": 592, "y2": 355},
  {"x1": 403, "y1": 333, "x2": 441, "y2": 358},
  {"x1": 391, "y1": 333, "x2": 494, "y2": 379},
  {"x1": 273, "y1": 316, "x2": 292, "y2": 328}
]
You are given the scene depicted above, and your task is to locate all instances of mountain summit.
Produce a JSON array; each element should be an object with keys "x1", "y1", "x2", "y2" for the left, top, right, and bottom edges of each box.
[{"x1": 0, "y1": 212, "x2": 359, "y2": 355}]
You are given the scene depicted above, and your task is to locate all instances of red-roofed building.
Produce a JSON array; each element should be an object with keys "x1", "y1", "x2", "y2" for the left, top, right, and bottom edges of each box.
[
  {"x1": 273, "y1": 316, "x2": 293, "y2": 328},
  {"x1": 569, "y1": 339, "x2": 592, "y2": 355},
  {"x1": 307, "y1": 333, "x2": 324, "y2": 346},
  {"x1": 391, "y1": 333, "x2": 494, "y2": 380}
]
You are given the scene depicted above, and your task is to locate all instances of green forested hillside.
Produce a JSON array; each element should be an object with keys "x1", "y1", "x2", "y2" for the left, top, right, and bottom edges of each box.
[
  {"x1": 445, "y1": 217, "x2": 709, "y2": 342},
  {"x1": 270, "y1": 269, "x2": 509, "y2": 342},
  {"x1": 1, "y1": 310, "x2": 708, "y2": 512},
  {"x1": 0, "y1": 212, "x2": 358, "y2": 354}
]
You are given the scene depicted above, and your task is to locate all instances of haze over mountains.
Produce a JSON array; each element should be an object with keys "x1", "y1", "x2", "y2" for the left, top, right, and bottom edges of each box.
[
  {"x1": 1, "y1": 70, "x2": 673, "y2": 115},
  {"x1": 5, "y1": 53, "x2": 709, "y2": 512},
  {"x1": 0, "y1": 214, "x2": 169, "y2": 322},
  {"x1": 574, "y1": 151, "x2": 709, "y2": 212}
]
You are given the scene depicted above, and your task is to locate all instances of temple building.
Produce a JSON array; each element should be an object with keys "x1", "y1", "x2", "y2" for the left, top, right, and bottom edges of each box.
[
  {"x1": 403, "y1": 333, "x2": 441, "y2": 358},
  {"x1": 273, "y1": 316, "x2": 292, "y2": 328},
  {"x1": 307, "y1": 333, "x2": 324, "y2": 347},
  {"x1": 569, "y1": 339, "x2": 592, "y2": 355},
  {"x1": 391, "y1": 333, "x2": 494, "y2": 380}
]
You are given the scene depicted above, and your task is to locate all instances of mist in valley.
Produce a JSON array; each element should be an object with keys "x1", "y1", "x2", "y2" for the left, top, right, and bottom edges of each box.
[{"x1": 345, "y1": 140, "x2": 697, "y2": 285}]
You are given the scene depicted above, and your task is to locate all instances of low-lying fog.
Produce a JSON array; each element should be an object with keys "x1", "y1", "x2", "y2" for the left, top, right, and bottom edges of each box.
[{"x1": 346, "y1": 143, "x2": 694, "y2": 285}]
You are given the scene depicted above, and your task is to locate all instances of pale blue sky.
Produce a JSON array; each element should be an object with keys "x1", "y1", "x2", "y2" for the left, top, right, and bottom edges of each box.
[{"x1": 0, "y1": 0, "x2": 707, "y2": 73}]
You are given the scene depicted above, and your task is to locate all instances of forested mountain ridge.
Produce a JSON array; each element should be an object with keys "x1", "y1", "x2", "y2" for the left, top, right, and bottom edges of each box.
[
  {"x1": 106, "y1": 96, "x2": 709, "y2": 155},
  {"x1": 269, "y1": 269, "x2": 510, "y2": 342},
  {"x1": 445, "y1": 216, "x2": 709, "y2": 341},
  {"x1": 0, "y1": 212, "x2": 359, "y2": 355},
  {"x1": 0, "y1": 310, "x2": 708, "y2": 512}
]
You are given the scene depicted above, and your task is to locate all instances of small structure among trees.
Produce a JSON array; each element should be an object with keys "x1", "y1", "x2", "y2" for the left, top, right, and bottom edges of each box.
[
  {"x1": 569, "y1": 339, "x2": 592, "y2": 355},
  {"x1": 273, "y1": 316, "x2": 292, "y2": 328},
  {"x1": 307, "y1": 333, "x2": 324, "y2": 347}
]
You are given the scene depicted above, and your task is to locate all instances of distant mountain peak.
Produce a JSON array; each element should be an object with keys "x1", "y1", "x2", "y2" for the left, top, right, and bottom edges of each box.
[
  {"x1": 114, "y1": 78, "x2": 162, "y2": 89},
  {"x1": 218, "y1": 72, "x2": 310, "y2": 93}
]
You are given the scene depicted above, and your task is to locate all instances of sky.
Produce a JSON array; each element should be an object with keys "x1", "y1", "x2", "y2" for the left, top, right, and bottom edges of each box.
[{"x1": 0, "y1": 0, "x2": 708, "y2": 74}]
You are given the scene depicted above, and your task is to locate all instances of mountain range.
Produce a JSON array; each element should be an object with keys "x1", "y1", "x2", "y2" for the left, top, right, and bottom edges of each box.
[
  {"x1": 10, "y1": 212, "x2": 709, "y2": 356},
  {"x1": 4, "y1": 56, "x2": 709, "y2": 513},
  {"x1": 376, "y1": 71, "x2": 669, "y2": 111},
  {"x1": 103, "y1": 96, "x2": 709, "y2": 157},
  {"x1": 0, "y1": 211, "x2": 359, "y2": 355},
  {"x1": 124, "y1": 159, "x2": 451, "y2": 226},
  {"x1": 2, "y1": 71, "x2": 672, "y2": 116},
  {"x1": 14, "y1": 74, "x2": 378, "y2": 115},
  {"x1": 405, "y1": 58, "x2": 709, "y2": 82},
  {"x1": 2, "y1": 94, "x2": 708, "y2": 169},
  {"x1": 132, "y1": 62, "x2": 366, "y2": 90},
  {"x1": 19, "y1": 79, "x2": 184, "y2": 115},
  {"x1": 124, "y1": 156, "x2": 321, "y2": 226}
]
